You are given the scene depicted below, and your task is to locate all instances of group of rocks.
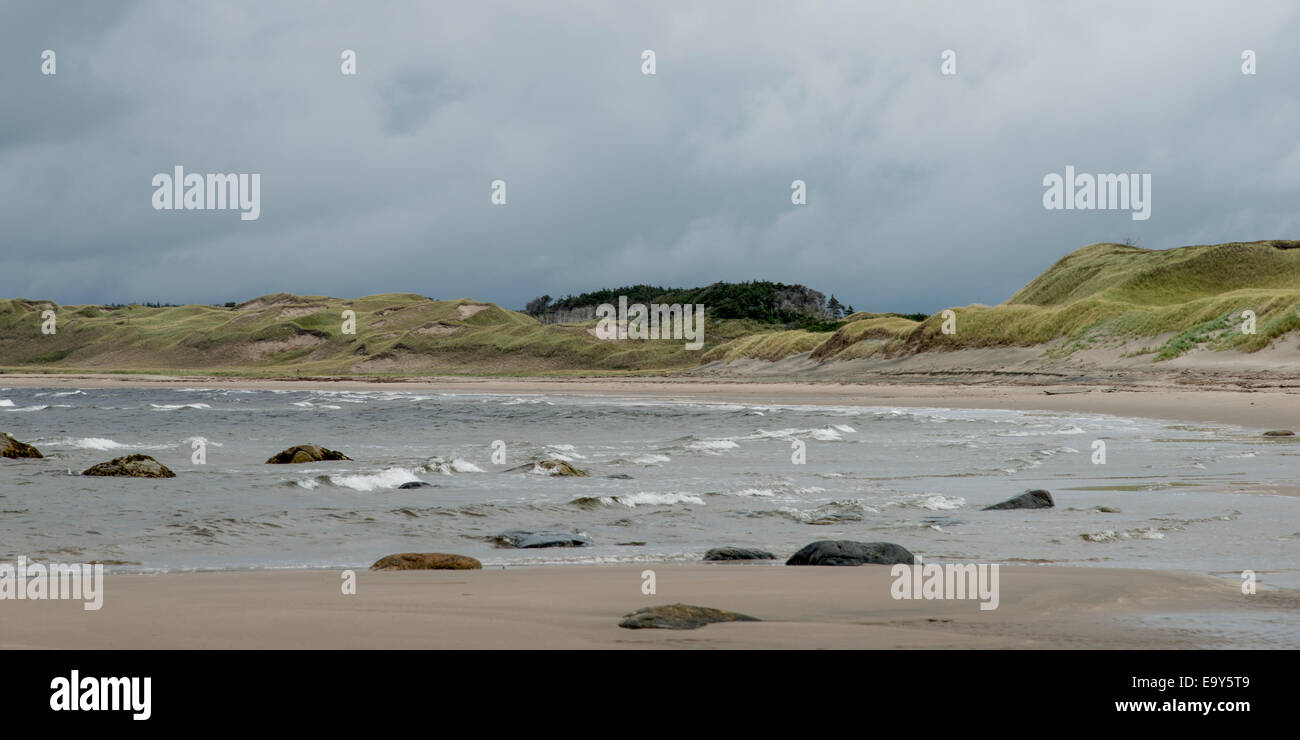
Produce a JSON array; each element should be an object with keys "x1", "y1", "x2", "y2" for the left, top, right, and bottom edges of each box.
[
  {"x1": 2, "y1": 434, "x2": 598, "y2": 481},
  {"x1": 368, "y1": 488, "x2": 1062, "y2": 630},
  {"x1": 0, "y1": 438, "x2": 351, "y2": 477}
]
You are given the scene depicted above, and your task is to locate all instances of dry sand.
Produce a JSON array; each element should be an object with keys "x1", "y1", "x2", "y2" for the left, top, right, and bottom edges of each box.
[{"x1": 2, "y1": 564, "x2": 1290, "y2": 650}]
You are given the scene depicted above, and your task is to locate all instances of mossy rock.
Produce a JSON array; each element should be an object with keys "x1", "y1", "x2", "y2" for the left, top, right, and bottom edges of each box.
[
  {"x1": 619, "y1": 603, "x2": 761, "y2": 630},
  {"x1": 1, "y1": 433, "x2": 43, "y2": 459},
  {"x1": 266, "y1": 444, "x2": 352, "y2": 464},
  {"x1": 82, "y1": 454, "x2": 175, "y2": 478},
  {"x1": 370, "y1": 553, "x2": 482, "y2": 571}
]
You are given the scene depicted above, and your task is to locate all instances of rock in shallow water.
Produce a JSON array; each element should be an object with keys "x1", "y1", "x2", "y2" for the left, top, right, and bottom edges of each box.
[
  {"x1": 982, "y1": 489, "x2": 1054, "y2": 510},
  {"x1": 503, "y1": 459, "x2": 588, "y2": 476},
  {"x1": 619, "y1": 603, "x2": 760, "y2": 630},
  {"x1": 785, "y1": 540, "x2": 914, "y2": 566},
  {"x1": 82, "y1": 454, "x2": 175, "y2": 478},
  {"x1": 370, "y1": 553, "x2": 482, "y2": 570},
  {"x1": 704, "y1": 547, "x2": 776, "y2": 561},
  {"x1": 492, "y1": 530, "x2": 591, "y2": 548},
  {"x1": 265, "y1": 444, "x2": 352, "y2": 464},
  {"x1": 1263, "y1": 430, "x2": 1295, "y2": 437},
  {"x1": 397, "y1": 481, "x2": 434, "y2": 489},
  {"x1": 1, "y1": 432, "x2": 43, "y2": 459}
]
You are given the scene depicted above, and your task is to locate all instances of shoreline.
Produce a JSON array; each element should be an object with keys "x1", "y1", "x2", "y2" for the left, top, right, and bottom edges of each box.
[
  {"x1": 2, "y1": 369, "x2": 1300, "y2": 426},
  {"x1": 5, "y1": 373, "x2": 1298, "y2": 648},
  {"x1": 3, "y1": 372, "x2": 1299, "y2": 429},
  {"x1": 2, "y1": 563, "x2": 1293, "y2": 649}
]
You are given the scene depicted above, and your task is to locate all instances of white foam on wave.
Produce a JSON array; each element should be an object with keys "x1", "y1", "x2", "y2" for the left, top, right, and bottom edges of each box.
[
  {"x1": 0, "y1": 400, "x2": 13, "y2": 407},
  {"x1": 687, "y1": 439, "x2": 740, "y2": 453},
  {"x1": 1082, "y1": 527, "x2": 1166, "y2": 543},
  {"x1": 742, "y1": 426, "x2": 847, "y2": 442},
  {"x1": 602, "y1": 492, "x2": 706, "y2": 507},
  {"x1": 728, "y1": 488, "x2": 777, "y2": 497},
  {"x1": 46, "y1": 436, "x2": 177, "y2": 451},
  {"x1": 902, "y1": 493, "x2": 966, "y2": 511},
  {"x1": 426, "y1": 458, "x2": 484, "y2": 474},
  {"x1": 324, "y1": 467, "x2": 423, "y2": 492},
  {"x1": 150, "y1": 403, "x2": 211, "y2": 410},
  {"x1": 7, "y1": 405, "x2": 49, "y2": 412},
  {"x1": 292, "y1": 401, "x2": 343, "y2": 410},
  {"x1": 628, "y1": 453, "x2": 670, "y2": 465},
  {"x1": 501, "y1": 397, "x2": 553, "y2": 406}
]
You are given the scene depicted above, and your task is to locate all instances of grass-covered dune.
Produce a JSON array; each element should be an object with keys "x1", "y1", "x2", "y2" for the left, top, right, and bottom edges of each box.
[
  {"x1": 701, "y1": 240, "x2": 1300, "y2": 365},
  {"x1": 3, "y1": 240, "x2": 1298, "y2": 377},
  {"x1": 0, "y1": 293, "x2": 765, "y2": 377}
]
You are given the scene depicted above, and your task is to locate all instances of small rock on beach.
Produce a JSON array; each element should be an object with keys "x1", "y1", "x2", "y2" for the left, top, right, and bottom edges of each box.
[
  {"x1": 785, "y1": 540, "x2": 914, "y2": 566},
  {"x1": 619, "y1": 603, "x2": 760, "y2": 630},
  {"x1": 370, "y1": 553, "x2": 482, "y2": 570}
]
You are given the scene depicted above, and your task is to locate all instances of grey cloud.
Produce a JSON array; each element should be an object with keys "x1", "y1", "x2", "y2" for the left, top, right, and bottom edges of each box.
[{"x1": 2, "y1": 1, "x2": 1298, "y2": 313}]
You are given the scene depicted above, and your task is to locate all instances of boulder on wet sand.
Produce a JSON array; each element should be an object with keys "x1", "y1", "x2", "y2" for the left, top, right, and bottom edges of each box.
[
  {"x1": 1, "y1": 432, "x2": 43, "y2": 459},
  {"x1": 785, "y1": 540, "x2": 914, "y2": 566},
  {"x1": 265, "y1": 444, "x2": 352, "y2": 464},
  {"x1": 503, "y1": 459, "x2": 589, "y2": 477},
  {"x1": 982, "y1": 489, "x2": 1054, "y2": 510},
  {"x1": 1263, "y1": 430, "x2": 1295, "y2": 437},
  {"x1": 619, "y1": 603, "x2": 761, "y2": 630},
  {"x1": 492, "y1": 530, "x2": 591, "y2": 548},
  {"x1": 704, "y1": 547, "x2": 776, "y2": 561},
  {"x1": 82, "y1": 454, "x2": 175, "y2": 478},
  {"x1": 370, "y1": 553, "x2": 482, "y2": 570}
]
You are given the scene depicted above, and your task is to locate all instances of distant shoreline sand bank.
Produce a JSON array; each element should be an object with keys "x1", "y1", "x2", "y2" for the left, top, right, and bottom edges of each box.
[{"x1": 3, "y1": 372, "x2": 1299, "y2": 429}]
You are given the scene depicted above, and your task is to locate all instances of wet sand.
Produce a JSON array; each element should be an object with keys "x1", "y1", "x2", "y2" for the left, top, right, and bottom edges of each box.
[{"x1": 1, "y1": 564, "x2": 1289, "y2": 649}]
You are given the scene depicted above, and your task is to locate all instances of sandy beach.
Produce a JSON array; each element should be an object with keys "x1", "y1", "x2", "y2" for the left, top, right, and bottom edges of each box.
[
  {"x1": 3, "y1": 372, "x2": 1297, "y2": 650},
  {"x1": 2, "y1": 563, "x2": 1291, "y2": 650}
]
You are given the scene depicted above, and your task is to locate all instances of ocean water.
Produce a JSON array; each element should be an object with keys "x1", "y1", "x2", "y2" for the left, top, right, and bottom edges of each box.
[{"x1": 1, "y1": 386, "x2": 1298, "y2": 588}]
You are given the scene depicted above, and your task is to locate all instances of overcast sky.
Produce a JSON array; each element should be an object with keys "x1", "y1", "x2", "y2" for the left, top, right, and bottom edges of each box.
[{"x1": 3, "y1": 1, "x2": 1298, "y2": 313}]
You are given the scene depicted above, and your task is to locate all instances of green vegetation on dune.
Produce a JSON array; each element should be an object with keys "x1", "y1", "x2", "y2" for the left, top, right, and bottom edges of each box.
[
  {"x1": 698, "y1": 240, "x2": 1300, "y2": 366},
  {"x1": 0, "y1": 293, "x2": 767, "y2": 376},
  {"x1": 3, "y1": 240, "x2": 1298, "y2": 376},
  {"x1": 885, "y1": 240, "x2": 1300, "y2": 360}
]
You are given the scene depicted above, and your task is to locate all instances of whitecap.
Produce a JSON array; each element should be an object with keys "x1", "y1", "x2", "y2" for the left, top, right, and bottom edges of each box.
[
  {"x1": 327, "y1": 467, "x2": 423, "y2": 492},
  {"x1": 605, "y1": 492, "x2": 706, "y2": 507},
  {"x1": 628, "y1": 453, "x2": 670, "y2": 465},
  {"x1": 687, "y1": 439, "x2": 740, "y2": 453}
]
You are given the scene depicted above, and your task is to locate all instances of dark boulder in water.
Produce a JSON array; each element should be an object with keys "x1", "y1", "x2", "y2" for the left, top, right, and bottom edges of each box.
[
  {"x1": 82, "y1": 454, "x2": 175, "y2": 478},
  {"x1": 619, "y1": 603, "x2": 760, "y2": 630},
  {"x1": 370, "y1": 553, "x2": 481, "y2": 570},
  {"x1": 1263, "y1": 430, "x2": 1295, "y2": 437},
  {"x1": 266, "y1": 444, "x2": 352, "y2": 464},
  {"x1": 606, "y1": 473, "x2": 633, "y2": 480},
  {"x1": 1, "y1": 432, "x2": 43, "y2": 459},
  {"x1": 786, "y1": 540, "x2": 914, "y2": 566},
  {"x1": 704, "y1": 547, "x2": 776, "y2": 561},
  {"x1": 492, "y1": 530, "x2": 591, "y2": 548},
  {"x1": 982, "y1": 489, "x2": 1054, "y2": 510},
  {"x1": 397, "y1": 481, "x2": 434, "y2": 489}
]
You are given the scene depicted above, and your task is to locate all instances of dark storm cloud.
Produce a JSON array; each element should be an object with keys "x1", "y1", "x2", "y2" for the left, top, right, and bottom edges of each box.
[{"x1": 2, "y1": 0, "x2": 1298, "y2": 313}]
